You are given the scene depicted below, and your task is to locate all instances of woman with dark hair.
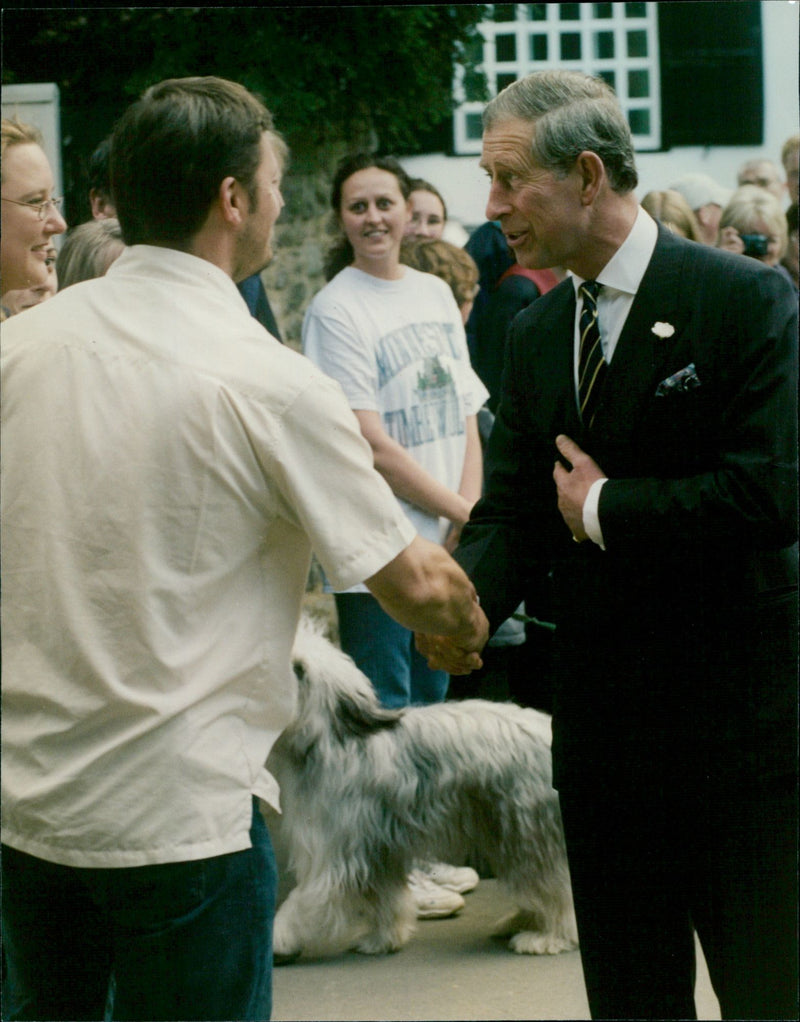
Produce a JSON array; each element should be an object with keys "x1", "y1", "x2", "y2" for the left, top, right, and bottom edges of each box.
[
  {"x1": 404, "y1": 177, "x2": 447, "y2": 240},
  {"x1": 304, "y1": 151, "x2": 488, "y2": 916},
  {"x1": 307, "y1": 152, "x2": 486, "y2": 697},
  {"x1": 322, "y1": 154, "x2": 410, "y2": 279}
]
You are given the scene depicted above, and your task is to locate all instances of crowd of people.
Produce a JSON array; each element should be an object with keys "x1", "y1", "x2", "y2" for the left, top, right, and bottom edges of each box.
[
  {"x1": 3, "y1": 112, "x2": 797, "y2": 324},
  {"x1": 1, "y1": 69, "x2": 797, "y2": 1022}
]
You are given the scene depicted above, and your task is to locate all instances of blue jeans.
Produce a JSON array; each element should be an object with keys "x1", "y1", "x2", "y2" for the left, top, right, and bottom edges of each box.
[
  {"x1": 335, "y1": 592, "x2": 449, "y2": 708},
  {"x1": 1, "y1": 798, "x2": 276, "y2": 1021}
]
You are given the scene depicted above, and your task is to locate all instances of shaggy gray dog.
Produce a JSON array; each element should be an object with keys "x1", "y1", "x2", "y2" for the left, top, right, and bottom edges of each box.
[{"x1": 267, "y1": 615, "x2": 577, "y2": 960}]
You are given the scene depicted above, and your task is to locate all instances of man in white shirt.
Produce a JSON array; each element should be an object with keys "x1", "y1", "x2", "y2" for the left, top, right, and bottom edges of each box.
[
  {"x1": 419, "y1": 70, "x2": 798, "y2": 1020},
  {"x1": 1, "y1": 76, "x2": 488, "y2": 1022}
]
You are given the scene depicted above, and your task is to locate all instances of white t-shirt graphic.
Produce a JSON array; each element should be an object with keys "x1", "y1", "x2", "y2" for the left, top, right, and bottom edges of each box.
[{"x1": 303, "y1": 265, "x2": 488, "y2": 589}]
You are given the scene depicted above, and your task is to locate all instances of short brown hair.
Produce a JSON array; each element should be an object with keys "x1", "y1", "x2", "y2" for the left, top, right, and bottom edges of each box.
[
  {"x1": 400, "y1": 237, "x2": 479, "y2": 308},
  {"x1": 110, "y1": 76, "x2": 278, "y2": 247}
]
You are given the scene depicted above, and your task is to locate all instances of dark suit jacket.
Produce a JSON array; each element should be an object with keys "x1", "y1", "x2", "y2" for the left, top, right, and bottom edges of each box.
[
  {"x1": 237, "y1": 274, "x2": 282, "y2": 341},
  {"x1": 455, "y1": 227, "x2": 798, "y2": 790}
]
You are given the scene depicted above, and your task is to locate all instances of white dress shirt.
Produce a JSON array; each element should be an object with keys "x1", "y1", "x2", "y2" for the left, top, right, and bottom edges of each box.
[
  {"x1": 570, "y1": 207, "x2": 659, "y2": 546},
  {"x1": 1, "y1": 246, "x2": 416, "y2": 867}
]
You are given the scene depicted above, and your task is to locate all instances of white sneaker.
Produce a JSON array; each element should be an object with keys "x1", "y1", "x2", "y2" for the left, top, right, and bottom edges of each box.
[
  {"x1": 408, "y1": 869, "x2": 465, "y2": 919},
  {"x1": 418, "y1": 861, "x2": 480, "y2": 894}
]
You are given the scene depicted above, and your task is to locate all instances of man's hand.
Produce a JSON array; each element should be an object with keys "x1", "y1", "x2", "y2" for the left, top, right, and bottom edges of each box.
[
  {"x1": 415, "y1": 632, "x2": 486, "y2": 675},
  {"x1": 553, "y1": 434, "x2": 604, "y2": 542}
]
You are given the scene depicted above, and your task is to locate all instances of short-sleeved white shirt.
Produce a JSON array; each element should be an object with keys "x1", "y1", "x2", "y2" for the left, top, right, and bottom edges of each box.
[
  {"x1": 302, "y1": 266, "x2": 488, "y2": 574},
  {"x1": 1, "y1": 246, "x2": 416, "y2": 867}
]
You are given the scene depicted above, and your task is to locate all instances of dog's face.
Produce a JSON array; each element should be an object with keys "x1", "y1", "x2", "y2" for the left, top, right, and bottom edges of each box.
[{"x1": 288, "y1": 614, "x2": 401, "y2": 751}]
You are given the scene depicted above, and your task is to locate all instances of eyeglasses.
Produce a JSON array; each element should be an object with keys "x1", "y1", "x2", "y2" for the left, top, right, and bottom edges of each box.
[{"x1": 1, "y1": 196, "x2": 64, "y2": 221}]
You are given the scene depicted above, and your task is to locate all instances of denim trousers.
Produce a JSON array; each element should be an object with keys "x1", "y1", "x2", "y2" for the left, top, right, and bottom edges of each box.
[
  {"x1": 335, "y1": 592, "x2": 449, "y2": 708},
  {"x1": 1, "y1": 798, "x2": 277, "y2": 1022}
]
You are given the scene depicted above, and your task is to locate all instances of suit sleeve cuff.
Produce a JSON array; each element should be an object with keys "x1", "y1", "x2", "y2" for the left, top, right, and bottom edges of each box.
[{"x1": 583, "y1": 478, "x2": 608, "y2": 549}]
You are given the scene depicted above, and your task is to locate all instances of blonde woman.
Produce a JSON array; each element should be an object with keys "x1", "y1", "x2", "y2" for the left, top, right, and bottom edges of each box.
[
  {"x1": 641, "y1": 189, "x2": 702, "y2": 241},
  {"x1": 717, "y1": 184, "x2": 788, "y2": 267},
  {"x1": 1, "y1": 117, "x2": 67, "y2": 308}
]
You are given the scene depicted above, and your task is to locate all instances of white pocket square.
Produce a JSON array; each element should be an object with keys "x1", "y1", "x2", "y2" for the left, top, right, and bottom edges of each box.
[{"x1": 656, "y1": 363, "x2": 701, "y2": 397}]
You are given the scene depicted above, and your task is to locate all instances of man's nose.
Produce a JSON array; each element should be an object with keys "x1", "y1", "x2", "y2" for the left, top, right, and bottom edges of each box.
[{"x1": 485, "y1": 180, "x2": 509, "y2": 222}]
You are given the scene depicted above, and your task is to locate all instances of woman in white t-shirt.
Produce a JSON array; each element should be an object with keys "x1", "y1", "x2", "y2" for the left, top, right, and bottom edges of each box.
[{"x1": 303, "y1": 154, "x2": 488, "y2": 712}]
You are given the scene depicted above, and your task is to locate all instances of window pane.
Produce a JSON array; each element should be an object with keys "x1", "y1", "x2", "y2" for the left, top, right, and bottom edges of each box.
[
  {"x1": 559, "y1": 3, "x2": 581, "y2": 19},
  {"x1": 464, "y1": 70, "x2": 486, "y2": 103},
  {"x1": 560, "y1": 32, "x2": 581, "y2": 60},
  {"x1": 495, "y1": 33, "x2": 517, "y2": 61},
  {"x1": 628, "y1": 69, "x2": 649, "y2": 98},
  {"x1": 466, "y1": 113, "x2": 484, "y2": 140},
  {"x1": 594, "y1": 30, "x2": 614, "y2": 59},
  {"x1": 593, "y1": 2, "x2": 613, "y2": 17},
  {"x1": 625, "y1": 2, "x2": 647, "y2": 17},
  {"x1": 496, "y1": 72, "x2": 518, "y2": 92},
  {"x1": 627, "y1": 29, "x2": 648, "y2": 57},
  {"x1": 628, "y1": 108, "x2": 651, "y2": 135},
  {"x1": 529, "y1": 33, "x2": 548, "y2": 61},
  {"x1": 493, "y1": 4, "x2": 516, "y2": 21},
  {"x1": 527, "y1": 3, "x2": 548, "y2": 20},
  {"x1": 465, "y1": 36, "x2": 483, "y2": 65},
  {"x1": 598, "y1": 69, "x2": 616, "y2": 91}
]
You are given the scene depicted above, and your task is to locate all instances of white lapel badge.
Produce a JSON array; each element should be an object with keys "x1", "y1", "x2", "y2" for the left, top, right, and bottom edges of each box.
[{"x1": 651, "y1": 321, "x2": 675, "y2": 339}]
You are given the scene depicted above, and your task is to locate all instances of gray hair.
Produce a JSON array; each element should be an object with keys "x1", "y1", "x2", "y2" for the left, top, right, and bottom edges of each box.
[
  {"x1": 57, "y1": 219, "x2": 125, "y2": 290},
  {"x1": 483, "y1": 70, "x2": 638, "y2": 194}
]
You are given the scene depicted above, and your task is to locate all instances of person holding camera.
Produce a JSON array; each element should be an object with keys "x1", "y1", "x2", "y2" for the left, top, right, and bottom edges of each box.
[{"x1": 717, "y1": 184, "x2": 791, "y2": 285}]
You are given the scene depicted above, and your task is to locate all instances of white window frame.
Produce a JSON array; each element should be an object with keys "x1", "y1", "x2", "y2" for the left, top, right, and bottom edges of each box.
[{"x1": 454, "y1": 3, "x2": 661, "y2": 155}]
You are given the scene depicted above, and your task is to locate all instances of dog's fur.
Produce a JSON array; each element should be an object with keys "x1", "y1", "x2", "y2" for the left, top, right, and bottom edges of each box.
[{"x1": 267, "y1": 614, "x2": 577, "y2": 960}]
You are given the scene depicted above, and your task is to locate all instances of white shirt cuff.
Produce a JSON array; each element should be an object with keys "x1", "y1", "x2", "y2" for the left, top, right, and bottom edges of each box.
[{"x1": 583, "y1": 478, "x2": 608, "y2": 549}]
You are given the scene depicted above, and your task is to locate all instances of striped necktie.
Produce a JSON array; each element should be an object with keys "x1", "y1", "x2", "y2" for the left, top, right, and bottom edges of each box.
[{"x1": 578, "y1": 280, "x2": 606, "y2": 428}]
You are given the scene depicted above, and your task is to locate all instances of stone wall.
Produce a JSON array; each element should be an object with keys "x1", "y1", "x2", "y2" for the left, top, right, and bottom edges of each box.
[
  {"x1": 259, "y1": 153, "x2": 352, "y2": 351},
  {"x1": 258, "y1": 161, "x2": 347, "y2": 599}
]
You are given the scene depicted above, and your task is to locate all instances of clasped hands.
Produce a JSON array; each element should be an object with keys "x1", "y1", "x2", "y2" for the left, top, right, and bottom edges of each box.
[{"x1": 415, "y1": 435, "x2": 604, "y2": 675}]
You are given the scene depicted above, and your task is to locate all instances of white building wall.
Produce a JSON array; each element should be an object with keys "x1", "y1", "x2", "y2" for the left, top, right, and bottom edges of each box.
[
  {"x1": 1, "y1": 82, "x2": 63, "y2": 200},
  {"x1": 402, "y1": 0, "x2": 799, "y2": 233}
]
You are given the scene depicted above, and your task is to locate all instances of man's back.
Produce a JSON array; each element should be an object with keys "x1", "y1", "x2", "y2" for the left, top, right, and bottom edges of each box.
[{"x1": 1, "y1": 244, "x2": 410, "y2": 867}]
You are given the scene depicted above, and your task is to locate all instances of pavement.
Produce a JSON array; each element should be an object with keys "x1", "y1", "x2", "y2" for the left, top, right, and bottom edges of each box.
[{"x1": 271, "y1": 877, "x2": 722, "y2": 1021}]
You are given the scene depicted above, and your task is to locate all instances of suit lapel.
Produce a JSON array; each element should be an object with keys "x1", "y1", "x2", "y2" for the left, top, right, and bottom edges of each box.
[
  {"x1": 591, "y1": 227, "x2": 689, "y2": 437},
  {"x1": 532, "y1": 281, "x2": 582, "y2": 437}
]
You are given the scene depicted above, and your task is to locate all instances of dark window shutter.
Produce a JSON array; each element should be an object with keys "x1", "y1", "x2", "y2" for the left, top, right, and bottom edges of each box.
[{"x1": 659, "y1": 1, "x2": 763, "y2": 148}]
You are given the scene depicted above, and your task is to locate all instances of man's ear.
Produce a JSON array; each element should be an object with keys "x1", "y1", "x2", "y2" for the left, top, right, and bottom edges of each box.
[
  {"x1": 218, "y1": 175, "x2": 246, "y2": 226},
  {"x1": 575, "y1": 151, "x2": 605, "y2": 206}
]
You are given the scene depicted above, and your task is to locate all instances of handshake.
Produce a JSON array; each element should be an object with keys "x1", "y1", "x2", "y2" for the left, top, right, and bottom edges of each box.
[
  {"x1": 414, "y1": 598, "x2": 489, "y2": 676},
  {"x1": 372, "y1": 534, "x2": 489, "y2": 675}
]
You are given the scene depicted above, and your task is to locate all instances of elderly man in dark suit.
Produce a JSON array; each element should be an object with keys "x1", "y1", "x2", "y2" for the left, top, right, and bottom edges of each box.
[{"x1": 418, "y1": 70, "x2": 798, "y2": 1021}]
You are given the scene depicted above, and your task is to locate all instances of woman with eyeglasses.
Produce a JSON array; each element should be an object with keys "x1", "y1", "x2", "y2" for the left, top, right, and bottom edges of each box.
[{"x1": 1, "y1": 117, "x2": 67, "y2": 316}]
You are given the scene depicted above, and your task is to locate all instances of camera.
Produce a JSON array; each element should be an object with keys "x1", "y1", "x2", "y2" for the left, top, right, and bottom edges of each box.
[{"x1": 740, "y1": 233, "x2": 769, "y2": 258}]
